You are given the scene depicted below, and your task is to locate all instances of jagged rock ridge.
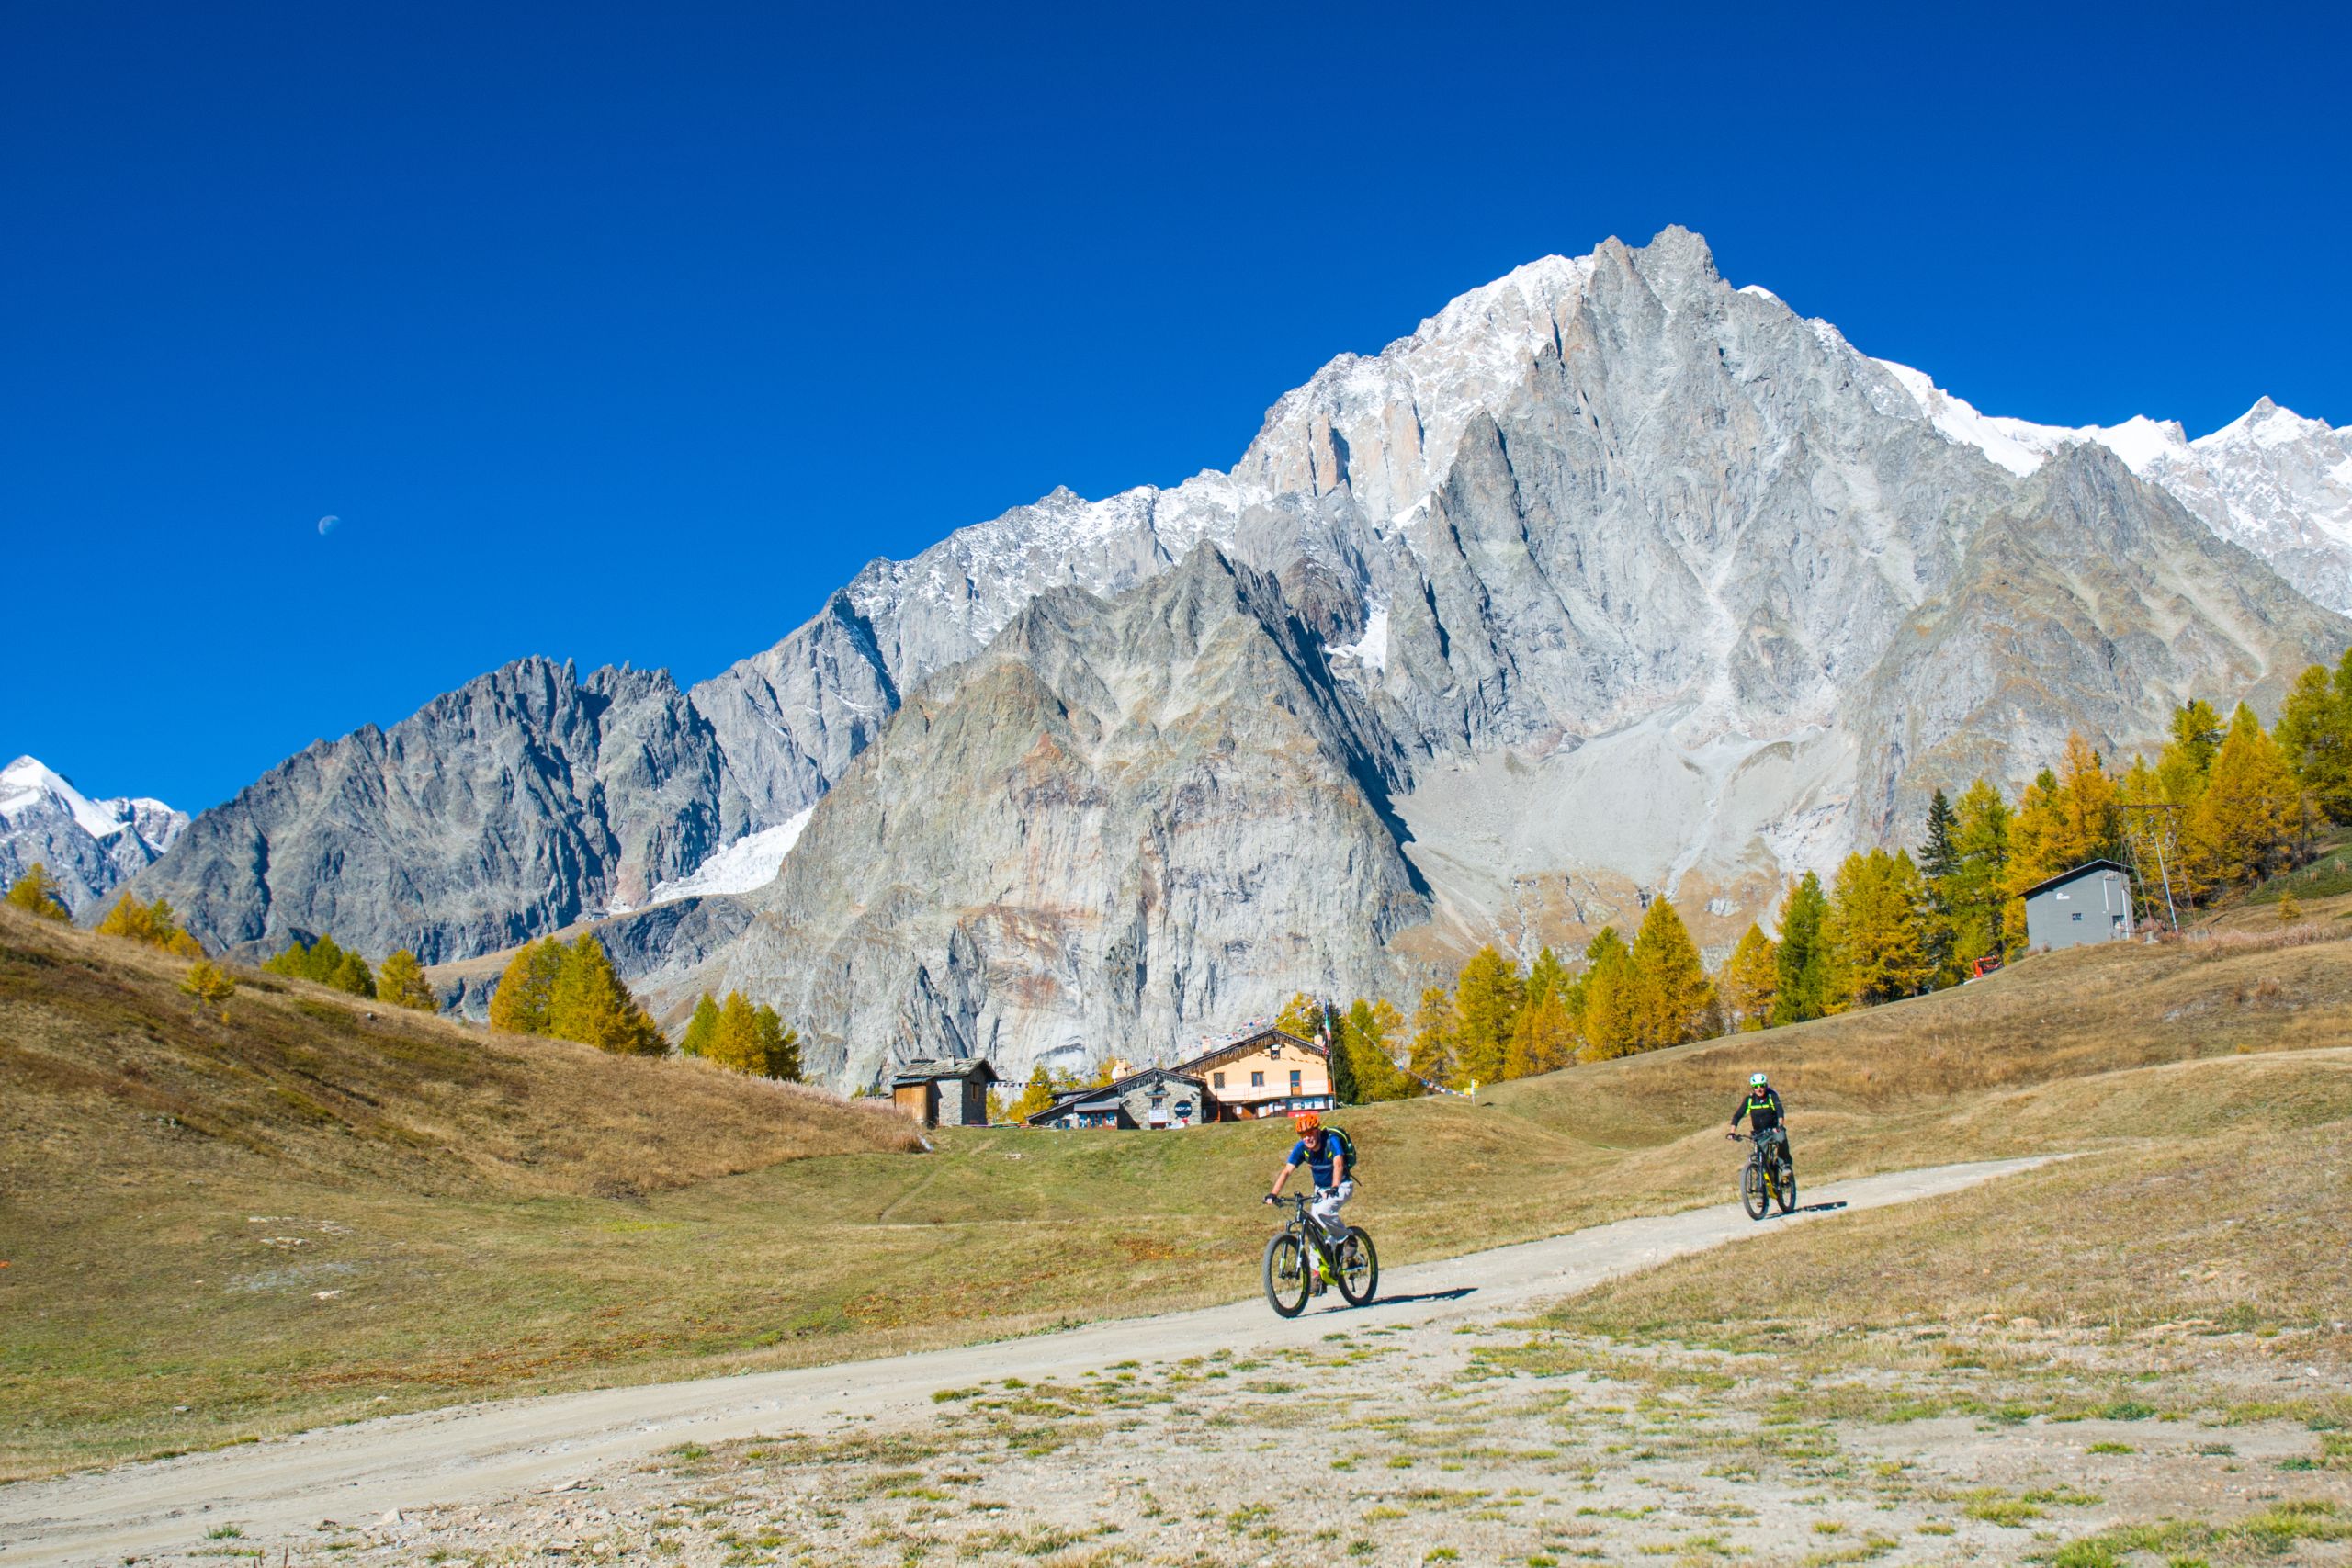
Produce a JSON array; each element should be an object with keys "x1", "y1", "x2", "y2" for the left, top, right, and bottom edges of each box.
[
  {"x1": 131, "y1": 659, "x2": 743, "y2": 963},
  {"x1": 130, "y1": 229, "x2": 2350, "y2": 1084}
]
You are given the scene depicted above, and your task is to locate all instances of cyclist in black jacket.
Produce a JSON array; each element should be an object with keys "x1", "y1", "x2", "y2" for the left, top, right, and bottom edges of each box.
[{"x1": 1728, "y1": 1071, "x2": 1792, "y2": 1183}]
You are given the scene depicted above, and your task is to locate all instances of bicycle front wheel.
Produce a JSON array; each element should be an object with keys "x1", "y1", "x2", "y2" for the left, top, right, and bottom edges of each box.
[
  {"x1": 1336, "y1": 1226, "x2": 1380, "y2": 1306},
  {"x1": 1263, "y1": 1232, "x2": 1311, "y2": 1318},
  {"x1": 1740, "y1": 1159, "x2": 1770, "y2": 1222}
]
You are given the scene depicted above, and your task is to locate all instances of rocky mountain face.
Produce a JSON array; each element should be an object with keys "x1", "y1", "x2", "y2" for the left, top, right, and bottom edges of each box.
[
  {"x1": 639, "y1": 231, "x2": 2343, "y2": 1078},
  {"x1": 1871, "y1": 366, "x2": 2352, "y2": 615},
  {"x1": 132, "y1": 228, "x2": 2350, "y2": 1084},
  {"x1": 646, "y1": 550, "x2": 1423, "y2": 1089},
  {"x1": 129, "y1": 659, "x2": 745, "y2": 963},
  {"x1": 0, "y1": 756, "x2": 185, "y2": 916}
]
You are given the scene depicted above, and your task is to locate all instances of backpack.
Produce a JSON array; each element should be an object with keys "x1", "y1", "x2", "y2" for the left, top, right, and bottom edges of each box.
[{"x1": 1324, "y1": 1125, "x2": 1359, "y2": 1173}]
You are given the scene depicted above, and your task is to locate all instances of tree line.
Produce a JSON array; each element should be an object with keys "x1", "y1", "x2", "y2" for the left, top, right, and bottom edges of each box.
[
  {"x1": 5, "y1": 865, "x2": 802, "y2": 1081},
  {"x1": 1264, "y1": 663, "x2": 2352, "y2": 1098},
  {"x1": 1261, "y1": 885, "x2": 1723, "y2": 1101}
]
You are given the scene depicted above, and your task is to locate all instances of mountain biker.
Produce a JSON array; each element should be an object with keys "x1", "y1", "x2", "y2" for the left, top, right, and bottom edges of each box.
[
  {"x1": 1727, "y1": 1070, "x2": 1792, "y2": 1185},
  {"x1": 1265, "y1": 1111, "x2": 1353, "y2": 1276}
]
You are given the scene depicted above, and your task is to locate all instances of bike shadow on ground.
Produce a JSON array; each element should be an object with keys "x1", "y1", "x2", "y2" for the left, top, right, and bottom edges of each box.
[
  {"x1": 1756, "y1": 1201, "x2": 1849, "y2": 1219},
  {"x1": 1348, "y1": 1287, "x2": 1477, "y2": 1309}
]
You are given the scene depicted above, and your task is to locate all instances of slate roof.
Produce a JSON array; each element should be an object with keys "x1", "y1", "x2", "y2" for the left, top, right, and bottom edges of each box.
[
  {"x1": 1025, "y1": 1066, "x2": 1207, "y2": 1125},
  {"x1": 889, "y1": 1057, "x2": 1001, "y2": 1087},
  {"x1": 2018, "y1": 859, "x2": 2132, "y2": 903}
]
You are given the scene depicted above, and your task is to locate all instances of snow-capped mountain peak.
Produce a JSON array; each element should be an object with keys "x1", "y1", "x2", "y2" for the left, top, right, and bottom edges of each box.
[
  {"x1": 2, "y1": 755, "x2": 134, "y2": 841},
  {"x1": 1864, "y1": 362, "x2": 2352, "y2": 611},
  {"x1": 0, "y1": 755, "x2": 187, "y2": 916}
]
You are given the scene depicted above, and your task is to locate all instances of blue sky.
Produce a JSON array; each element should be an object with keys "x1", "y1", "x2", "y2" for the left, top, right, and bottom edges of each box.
[{"x1": 6, "y1": 1, "x2": 2348, "y2": 810}]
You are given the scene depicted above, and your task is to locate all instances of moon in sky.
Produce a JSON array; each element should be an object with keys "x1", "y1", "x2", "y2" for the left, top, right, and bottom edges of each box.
[{"x1": 317, "y1": 514, "x2": 340, "y2": 536}]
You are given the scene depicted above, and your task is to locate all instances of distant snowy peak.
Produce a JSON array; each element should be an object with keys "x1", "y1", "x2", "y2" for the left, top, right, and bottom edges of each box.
[
  {"x1": 0, "y1": 755, "x2": 186, "y2": 915},
  {"x1": 0, "y1": 756, "x2": 182, "y2": 849},
  {"x1": 1864, "y1": 357, "x2": 2352, "y2": 612}
]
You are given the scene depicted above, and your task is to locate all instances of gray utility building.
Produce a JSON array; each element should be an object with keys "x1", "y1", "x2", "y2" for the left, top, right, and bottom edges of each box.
[{"x1": 2021, "y1": 859, "x2": 2136, "y2": 951}]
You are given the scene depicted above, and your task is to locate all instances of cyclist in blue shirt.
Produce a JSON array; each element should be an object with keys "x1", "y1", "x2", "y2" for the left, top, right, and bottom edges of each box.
[{"x1": 1265, "y1": 1111, "x2": 1354, "y2": 1273}]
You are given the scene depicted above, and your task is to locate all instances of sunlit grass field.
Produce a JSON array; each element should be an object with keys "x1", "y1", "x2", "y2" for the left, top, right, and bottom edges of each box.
[{"x1": 6, "y1": 905, "x2": 2350, "y2": 1478}]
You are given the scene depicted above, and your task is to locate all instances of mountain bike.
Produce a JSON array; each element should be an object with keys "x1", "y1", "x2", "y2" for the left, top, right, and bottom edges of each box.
[
  {"x1": 1261, "y1": 1193, "x2": 1379, "y2": 1316},
  {"x1": 1729, "y1": 1130, "x2": 1796, "y2": 1220}
]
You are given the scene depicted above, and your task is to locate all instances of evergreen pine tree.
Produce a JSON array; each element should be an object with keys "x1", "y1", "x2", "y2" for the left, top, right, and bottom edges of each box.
[
  {"x1": 1328, "y1": 1014, "x2": 1360, "y2": 1104},
  {"x1": 488, "y1": 937, "x2": 565, "y2": 1035},
  {"x1": 681, "y1": 993, "x2": 721, "y2": 1057},
  {"x1": 752, "y1": 1003, "x2": 801, "y2": 1080},
  {"x1": 378, "y1": 949, "x2": 437, "y2": 1011},
  {"x1": 1917, "y1": 789, "x2": 1960, "y2": 983},
  {"x1": 1717, "y1": 923, "x2": 1778, "y2": 1031},
  {"x1": 1629, "y1": 895, "x2": 1714, "y2": 1049},
  {"x1": 1407, "y1": 986, "x2": 1457, "y2": 1091},
  {"x1": 306, "y1": 934, "x2": 348, "y2": 984},
  {"x1": 6, "y1": 863, "x2": 72, "y2": 921},
  {"x1": 1770, "y1": 874, "x2": 1834, "y2": 1025},
  {"x1": 1451, "y1": 946, "x2": 1523, "y2": 1089}
]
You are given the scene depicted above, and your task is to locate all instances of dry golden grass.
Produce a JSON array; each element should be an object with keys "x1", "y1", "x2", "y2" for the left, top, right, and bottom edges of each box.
[
  {"x1": 6, "y1": 906, "x2": 2351, "y2": 1481},
  {"x1": 0, "y1": 906, "x2": 920, "y2": 1204},
  {"x1": 1554, "y1": 1097, "x2": 2352, "y2": 1359},
  {"x1": 1484, "y1": 920, "x2": 2352, "y2": 1143}
]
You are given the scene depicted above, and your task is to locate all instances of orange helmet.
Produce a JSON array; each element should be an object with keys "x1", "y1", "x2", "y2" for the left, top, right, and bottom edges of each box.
[{"x1": 1291, "y1": 1111, "x2": 1322, "y2": 1133}]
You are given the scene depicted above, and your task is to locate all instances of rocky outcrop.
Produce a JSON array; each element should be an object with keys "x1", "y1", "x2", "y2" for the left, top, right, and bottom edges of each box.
[
  {"x1": 128, "y1": 658, "x2": 743, "y2": 963},
  {"x1": 636, "y1": 549, "x2": 1426, "y2": 1089}
]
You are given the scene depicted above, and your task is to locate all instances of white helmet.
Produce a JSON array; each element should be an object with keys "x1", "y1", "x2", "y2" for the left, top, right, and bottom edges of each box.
[{"x1": 1749, "y1": 1072, "x2": 1770, "y2": 1087}]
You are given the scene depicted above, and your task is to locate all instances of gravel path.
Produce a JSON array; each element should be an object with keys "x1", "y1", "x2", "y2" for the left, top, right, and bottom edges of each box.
[{"x1": 0, "y1": 1156, "x2": 2058, "y2": 1566}]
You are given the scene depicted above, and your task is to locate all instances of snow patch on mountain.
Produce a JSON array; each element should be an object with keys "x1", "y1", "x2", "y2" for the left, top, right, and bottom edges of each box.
[
  {"x1": 1333, "y1": 604, "x2": 1390, "y2": 674},
  {"x1": 633, "y1": 807, "x2": 816, "y2": 908}
]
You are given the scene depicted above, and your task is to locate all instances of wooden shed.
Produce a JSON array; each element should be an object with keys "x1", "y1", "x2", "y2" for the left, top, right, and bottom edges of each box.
[{"x1": 889, "y1": 1057, "x2": 999, "y2": 1128}]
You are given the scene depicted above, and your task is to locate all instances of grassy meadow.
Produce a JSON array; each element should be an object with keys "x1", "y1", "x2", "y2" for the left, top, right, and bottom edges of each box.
[{"x1": 5, "y1": 905, "x2": 2352, "y2": 1480}]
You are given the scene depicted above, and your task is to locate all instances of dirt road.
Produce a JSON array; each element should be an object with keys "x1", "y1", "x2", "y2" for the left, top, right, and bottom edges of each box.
[{"x1": 0, "y1": 1156, "x2": 2056, "y2": 1566}]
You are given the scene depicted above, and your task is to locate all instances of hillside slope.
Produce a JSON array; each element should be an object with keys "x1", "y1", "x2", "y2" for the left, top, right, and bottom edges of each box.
[
  {"x1": 6, "y1": 912, "x2": 2349, "y2": 1479},
  {"x1": 0, "y1": 907, "x2": 920, "y2": 1204}
]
